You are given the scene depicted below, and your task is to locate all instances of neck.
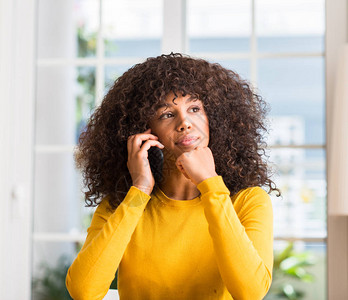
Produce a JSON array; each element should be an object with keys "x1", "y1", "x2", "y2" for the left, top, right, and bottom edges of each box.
[{"x1": 158, "y1": 153, "x2": 200, "y2": 200}]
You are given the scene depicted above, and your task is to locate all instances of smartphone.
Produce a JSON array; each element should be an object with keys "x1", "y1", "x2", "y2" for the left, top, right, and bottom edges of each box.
[{"x1": 148, "y1": 146, "x2": 164, "y2": 183}]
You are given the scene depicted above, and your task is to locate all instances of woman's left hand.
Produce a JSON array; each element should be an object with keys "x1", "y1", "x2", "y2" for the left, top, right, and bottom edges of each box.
[{"x1": 175, "y1": 146, "x2": 218, "y2": 185}]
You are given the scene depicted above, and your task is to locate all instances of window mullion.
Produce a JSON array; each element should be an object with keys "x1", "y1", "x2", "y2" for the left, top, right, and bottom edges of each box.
[
  {"x1": 95, "y1": 0, "x2": 105, "y2": 106},
  {"x1": 162, "y1": 0, "x2": 187, "y2": 54},
  {"x1": 250, "y1": 0, "x2": 258, "y2": 87}
]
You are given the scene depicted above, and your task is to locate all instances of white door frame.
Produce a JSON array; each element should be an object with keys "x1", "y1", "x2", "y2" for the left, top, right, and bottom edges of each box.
[{"x1": 0, "y1": 0, "x2": 36, "y2": 299}]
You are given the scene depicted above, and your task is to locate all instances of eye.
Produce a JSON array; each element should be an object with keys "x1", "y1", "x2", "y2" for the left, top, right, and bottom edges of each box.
[
  {"x1": 189, "y1": 106, "x2": 201, "y2": 113},
  {"x1": 159, "y1": 112, "x2": 174, "y2": 119},
  {"x1": 158, "y1": 105, "x2": 201, "y2": 119}
]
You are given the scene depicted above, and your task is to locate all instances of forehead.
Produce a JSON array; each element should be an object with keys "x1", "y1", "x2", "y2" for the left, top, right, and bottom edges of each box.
[{"x1": 155, "y1": 93, "x2": 200, "y2": 110}]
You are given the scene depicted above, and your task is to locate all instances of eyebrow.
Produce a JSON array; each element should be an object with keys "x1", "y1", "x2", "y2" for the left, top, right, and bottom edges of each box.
[{"x1": 155, "y1": 96, "x2": 199, "y2": 110}]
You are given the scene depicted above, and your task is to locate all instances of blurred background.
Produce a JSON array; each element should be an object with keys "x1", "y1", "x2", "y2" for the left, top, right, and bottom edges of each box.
[{"x1": 1, "y1": 0, "x2": 347, "y2": 299}]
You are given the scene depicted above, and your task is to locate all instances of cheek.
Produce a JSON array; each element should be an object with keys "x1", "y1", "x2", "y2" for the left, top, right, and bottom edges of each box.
[
  {"x1": 196, "y1": 115, "x2": 210, "y2": 140},
  {"x1": 162, "y1": 134, "x2": 178, "y2": 149},
  {"x1": 151, "y1": 125, "x2": 174, "y2": 146}
]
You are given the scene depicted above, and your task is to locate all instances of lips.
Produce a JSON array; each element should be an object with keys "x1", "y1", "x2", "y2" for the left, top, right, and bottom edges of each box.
[{"x1": 175, "y1": 135, "x2": 199, "y2": 146}]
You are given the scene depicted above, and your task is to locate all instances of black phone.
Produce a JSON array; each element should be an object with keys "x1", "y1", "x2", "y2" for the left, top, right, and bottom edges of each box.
[{"x1": 148, "y1": 146, "x2": 164, "y2": 183}]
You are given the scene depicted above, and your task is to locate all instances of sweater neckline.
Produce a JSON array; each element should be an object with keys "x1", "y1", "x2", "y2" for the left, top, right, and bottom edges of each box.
[{"x1": 154, "y1": 186, "x2": 201, "y2": 207}]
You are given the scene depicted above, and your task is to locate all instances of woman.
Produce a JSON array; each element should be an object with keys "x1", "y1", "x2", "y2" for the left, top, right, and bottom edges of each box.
[{"x1": 66, "y1": 53, "x2": 280, "y2": 300}]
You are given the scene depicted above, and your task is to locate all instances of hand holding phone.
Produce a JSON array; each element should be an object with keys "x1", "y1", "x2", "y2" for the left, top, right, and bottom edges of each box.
[{"x1": 126, "y1": 129, "x2": 164, "y2": 195}]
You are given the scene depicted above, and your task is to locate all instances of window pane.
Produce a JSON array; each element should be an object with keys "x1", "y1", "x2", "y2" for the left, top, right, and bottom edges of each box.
[
  {"x1": 256, "y1": 0, "x2": 325, "y2": 53},
  {"x1": 76, "y1": 66, "x2": 96, "y2": 142},
  {"x1": 258, "y1": 57, "x2": 325, "y2": 145},
  {"x1": 33, "y1": 152, "x2": 90, "y2": 233},
  {"x1": 258, "y1": 36, "x2": 324, "y2": 54},
  {"x1": 103, "y1": 0, "x2": 162, "y2": 57},
  {"x1": 36, "y1": 66, "x2": 96, "y2": 145},
  {"x1": 187, "y1": 0, "x2": 251, "y2": 53},
  {"x1": 217, "y1": 59, "x2": 250, "y2": 81},
  {"x1": 105, "y1": 65, "x2": 134, "y2": 93},
  {"x1": 270, "y1": 148, "x2": 326, "y2": 239},
  {"x1": 37, "y1": 0, "x2": 99, "y2": 59},
  {"x1": 266, "y1": 241, "x2": 326, "y2": 300},
  {"x1": 32, "y1": 241, "x2": 78, "y2": 299}
]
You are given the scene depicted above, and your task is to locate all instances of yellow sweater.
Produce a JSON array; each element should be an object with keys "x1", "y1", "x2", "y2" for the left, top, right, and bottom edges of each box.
[{"x1": 66, "y1": 176, "x2": 273, "y2": 300}]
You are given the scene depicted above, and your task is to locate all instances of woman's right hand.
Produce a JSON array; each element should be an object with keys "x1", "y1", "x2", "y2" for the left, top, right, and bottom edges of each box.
[{"x1": 127, "y1": 128, "x2": 164, "y2": 195}]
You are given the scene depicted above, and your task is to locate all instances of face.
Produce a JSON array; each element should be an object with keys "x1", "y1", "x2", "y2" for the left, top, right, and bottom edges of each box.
[{"x1": 149, "y1": 92, "x2": 210, "y2": 158}]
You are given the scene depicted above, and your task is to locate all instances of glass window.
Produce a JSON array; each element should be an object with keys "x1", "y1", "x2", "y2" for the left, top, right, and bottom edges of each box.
[
  {"x1": 258, "y1": 57, "x2": 325, "y2": 145},
  {"x1": 270, "y1": 148, "x2": 326, "y2": 238},
  {"x1": 33, "y1": 152, "x2": 89, "y2": 233},
  {"x1": 37, "y1": 0, "x2": 99, "y2": 59},
  {"x1": 33, "y1": 0, "x2": 326, "y2": 298},
  {"x1": 32, "y1": 241, "x2": 81, "y2": 299},
  {"x1": 187, "y1": 0, "x2": 251, "y2": 54},
  {"x1": 216, "y1": 59, "x2": 251, "y2": 81},
  {"x1": 265, "y1": 241, "x2": 326, "y2": 300},
  {"x1": 35, "y1": 66, "x2": 96, "y2": 145},
  {"x1": 256, "y1": 0, "x2": 325, "y2": 53},
  {"x1": 188, "y1": 0, "x2": 326, "y2": 298},
  {"x1": 102, "y1": 0, "x2": 162, "y2": 57},
  {"x1": 104, "y1": 65, "x2": 134, "y2": 91},
  {"x1": 33, "y1": 2, "x2": 163, "y2": 297}
]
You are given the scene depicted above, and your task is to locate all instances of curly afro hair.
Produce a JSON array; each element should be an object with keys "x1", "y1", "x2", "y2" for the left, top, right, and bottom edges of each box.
[{"x1": 76, "y1": 53, "x2": 280, "y2": 209}]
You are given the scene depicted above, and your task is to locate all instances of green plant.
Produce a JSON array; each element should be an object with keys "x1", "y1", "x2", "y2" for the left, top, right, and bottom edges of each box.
[
  {"x1": 266, "y1": 242, "x2": 316, "y2": 300},
  {"x1": 77, "y1": 25, "x2": 96, "y2": 57},
  {"x1": 32, "y1": 255, "x2": 73, "y2": 300},
  {"x1": 32, "y1": 253, "x2": 118, "y2": 298}
]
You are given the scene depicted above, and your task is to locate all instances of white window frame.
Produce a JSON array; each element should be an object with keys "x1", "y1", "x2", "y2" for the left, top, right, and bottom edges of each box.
[{"x1": 1, "y1": 0, "x2": 347, "y2": 298}]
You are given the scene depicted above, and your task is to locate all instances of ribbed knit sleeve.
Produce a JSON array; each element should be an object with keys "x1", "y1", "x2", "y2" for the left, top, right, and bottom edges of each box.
[
  {"x1": 197, "y1": 176, "x2": 273, "y2": 300},
  {"x1": 66, "y1": 186, "x2": 151, "y2": 300}
]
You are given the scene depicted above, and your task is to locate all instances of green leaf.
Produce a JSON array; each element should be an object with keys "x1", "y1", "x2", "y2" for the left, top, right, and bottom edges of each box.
[
  {"x1": 282, "y1": 284, "x2": 297, "y2": 300},
  {"x1": 274, "y1": 242, "x2": 294, "y2": 268}
]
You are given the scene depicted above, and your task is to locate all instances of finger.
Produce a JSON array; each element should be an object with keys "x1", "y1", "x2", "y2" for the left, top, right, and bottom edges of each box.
[
  {"x1": 182, "y1": 171, "x2": 190, "y2": 180},
  {"x1": 139, "y1": 140, "x2": 164, "y2": 154},
  {"x1": 133, "y1": 133, "x2": 159, "y2": 148},
  {"x1": 127, "y1": 128, "x2": 155, "y2": 142},
  {"x1": 127, "y1": 136, "x2": 134, "y2": 154},
  {"x1": 193, "y1": 144, "x2": 207, "y2": 152},
  {"x1": 175, "y1": 158, "x2": 185, "y2": 172},
  {"x1": 128, "y1": 133, "x2": 159, "y2": 154},
  {"x1": 179, "y1": 167, "x2": 190, "y2": 179},
  {"x1": 175, "y1": 160, "x2": 190, "y2": 179},
  {"x1": 176, "y1": 152, "x2": 186, "y2": 162},
  {"x1": 132, "y1": 133, "x2": 158, "y2": 142}
]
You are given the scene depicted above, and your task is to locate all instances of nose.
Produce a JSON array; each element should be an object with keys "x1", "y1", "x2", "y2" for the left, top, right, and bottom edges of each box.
[{"x1": 176, "y1": 118, "x2": 192, "y2": 132}]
